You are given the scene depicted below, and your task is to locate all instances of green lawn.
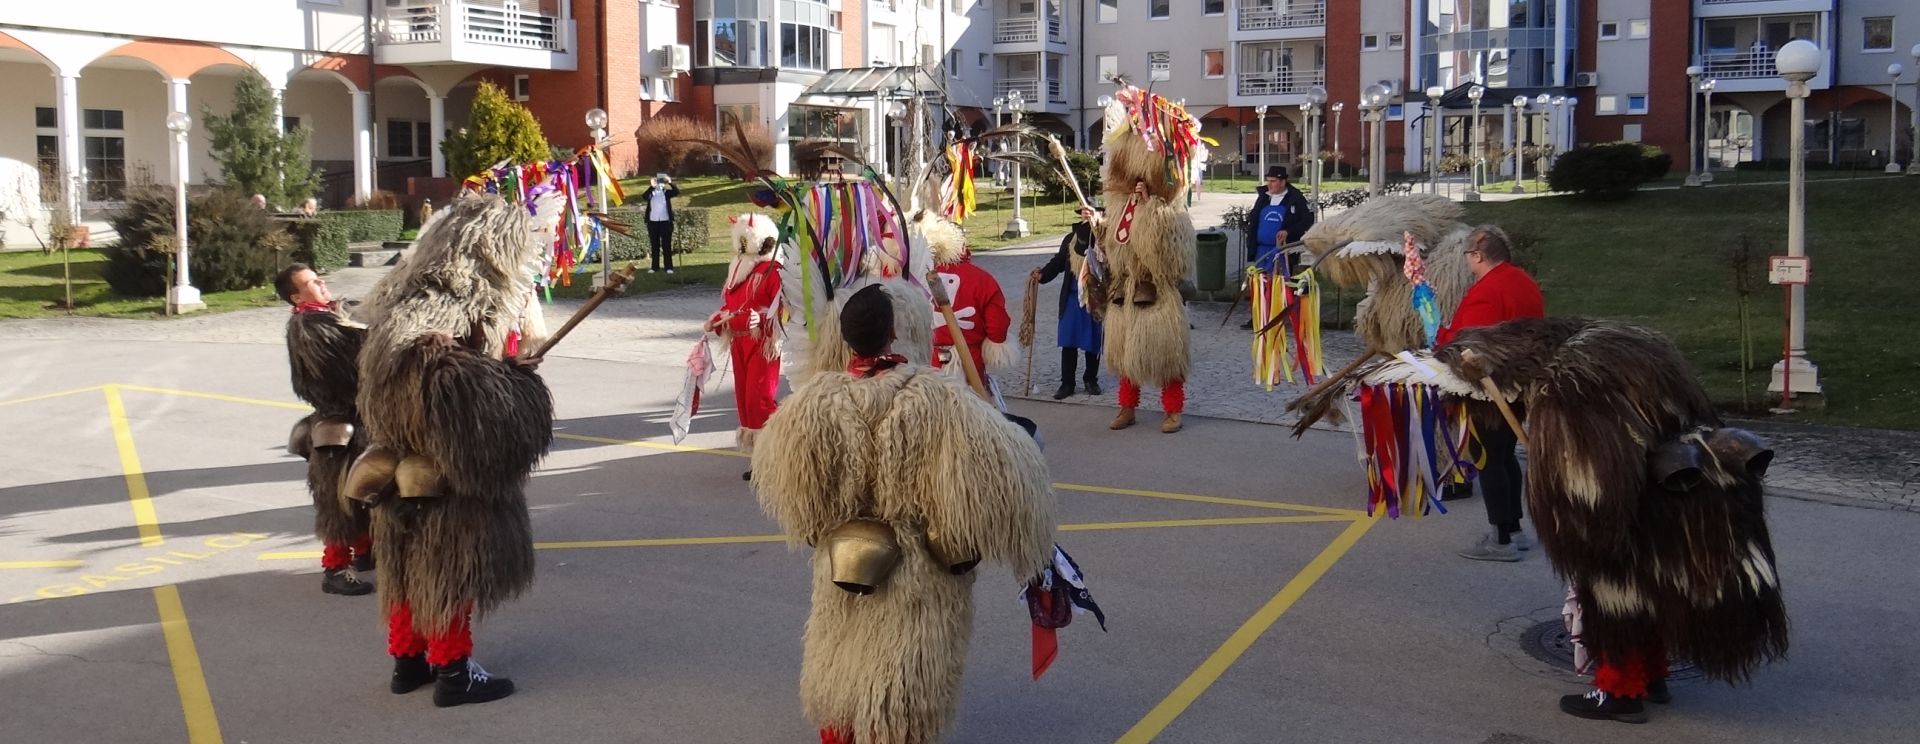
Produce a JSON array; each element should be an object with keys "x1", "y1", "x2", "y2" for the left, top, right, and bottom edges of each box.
[
  {"x1": 0, "y1": 249, "x2": 280, "y2": 319},
  {"x1": 1462, "y1": 177, "x2": 1920, "y2": 429}
]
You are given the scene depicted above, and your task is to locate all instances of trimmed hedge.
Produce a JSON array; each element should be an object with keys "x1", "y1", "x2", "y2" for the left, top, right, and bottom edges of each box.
[
  {"x1": 290, "y1": 209, "x2": 404, "y2": 271},
  {"x1": 1547, "y1": 143, "x2": 1666, "y2": 200},
  {"x1": 605, "y1": 206, "x2": 710, "y2": 261}
]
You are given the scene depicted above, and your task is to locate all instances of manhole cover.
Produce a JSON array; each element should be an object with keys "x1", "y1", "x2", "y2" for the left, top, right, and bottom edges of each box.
[{"x1": 1518, "y1": 620, "x2": 1702, "y2": 681}]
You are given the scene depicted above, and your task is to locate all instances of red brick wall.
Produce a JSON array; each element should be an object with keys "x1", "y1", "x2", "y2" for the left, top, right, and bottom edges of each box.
[
  {"x1": 1573, "y1": 0, "x2": 1604, "y2": 147},
  {"x1": 840, "y1": 0, "x2": 864, "y2": 69},
  {"x1": 1325, "y1": 1, "x2": 1362, "y2": 174}
]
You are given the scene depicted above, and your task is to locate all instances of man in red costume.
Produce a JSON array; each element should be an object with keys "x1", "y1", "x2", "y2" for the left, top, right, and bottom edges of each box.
[
  {"x1": 1436, "y1": 226, "x2": 1545, "y2": 563},
  {"x1": 919, "y1": 211, "x2": 1013, "y2": 387},
  {"x1": 709, "y1": 214, "x2": 786, "y2": 473}
]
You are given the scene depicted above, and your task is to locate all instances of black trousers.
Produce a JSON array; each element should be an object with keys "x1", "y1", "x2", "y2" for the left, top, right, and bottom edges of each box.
[
  {"x1": 647, "y1": 220, "x2": 674, "y2": 270},
  {"x1": 1478, "y1": 414, "x2": 1525, "y2": 536}
]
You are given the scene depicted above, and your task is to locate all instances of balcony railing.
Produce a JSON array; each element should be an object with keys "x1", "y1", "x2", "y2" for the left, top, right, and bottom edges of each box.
[
  {"x1": 994, "y1": 17, "x2": 1063, "y2": 44},
  {"x1": 1048, "y1": 78, "x2": 1064, "y2": 103},
  {"x1": 1236, "y1": 68, "x2": 1326, "y2": 96},
  {"x1": 996, "y1": 78, "x2": 1040, "y2": 104},
  {"x1": 1697, "y1": 50, "x2": 1780, "y2": 80},
  {"x1": 383, "y1": 1, "x2": 560, "y2": 51},
  {"x1": 1237, "y1": 1, "x2": 1326, "y2": 31}
]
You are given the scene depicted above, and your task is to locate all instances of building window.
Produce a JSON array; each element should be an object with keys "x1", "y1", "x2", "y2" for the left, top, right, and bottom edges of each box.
[
  {"x1": 1204, "y1": 0, "x2": 1223, "y2": 15},
  {"x1": 1388, "y1": 33, "x2": 1404, "y2": 50},
  {"x1": 979, "y1": 52, "x2": 989, "y2": 68},
  {"x1": 1627, "y1": 95, "x2": 1648, "y2": 115},
  {"x1": 282, "y1": 116, "x2": 303, "y2": 133},
  {"x1": 949, "y1": 50, "x2": 961, "y2": 78},
  {"x1": 1621, "y1": 123, "x2": 1642, "y2": 143},
  {"x1": 33, "y1": 108, "x2": 59, "y2": 200},
  {"x1": 1598, "y1": 22, "x2": 1619, "y2": 40},
  {"x1": 1148, "y1": 51, "x2": 1171, "y2": 80},
  {"x1": 76, "y1": 109, "x2": 126, "y2": 202},
  {"x1": 1361, "y1": 34, "x2": 1380, "y2": 52},
  {"x1": 781, "y1": 22, "x2": 832, "y2": 70},
  {"x1": 1864, "y1": 17, "x2": 1893, "y2": 52},
  {"x1": 1628, "y1": 19, "x2": 1649, "y2": 39},
  {"x1": 1203, "y1": 49, "x2": 1225, "y2": 78},
  {"x1": 1387, "y1": 103, "x2": 1404, "y2": 120},
  {"x1": 1097, "y1": 54, "x2": 1119, "y2": 84},
  {"x1": 385, "y1": 120, "x2": 431, "y2": 159},
  {"x1": 512, "y1": 75, "x2": 531, "y2": 101},
  {"x1": 1097, "y1": 0, "x2": 1116, "y2": 24},
  {"x1": 1149, "y1": 0, "x2": 1169, "y2": 20},
  {"x1": 1596, "y1": 95, "x2": 1618, "y2": 115}
]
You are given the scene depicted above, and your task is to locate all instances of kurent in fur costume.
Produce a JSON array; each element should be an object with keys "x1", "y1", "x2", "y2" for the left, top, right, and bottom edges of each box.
[
  {"x1": 752, "y1": 284, "x2": 1058, "y2": 744},
  {"x1": 278, "y1": 265, "x2": 374, "y2": 597},
  {"x1": 350, "y1": 193, "x2": 556, "y2": 708},
  {"x1": 710, "y1": 213, "x2": 786, "y2": 455},
  {"x1": 918, "y1": 210, "x2": 1017, "y2": 386},
  {"x1": 1345, "y1": 317, "x2": 1788, "y2": 723},
  {"x1": 1300, "y1": 193, "x2": 1476, "y2": 354},
  {"x1": 1095, "y1": 89, "x2": 1199, "y2": 434}
]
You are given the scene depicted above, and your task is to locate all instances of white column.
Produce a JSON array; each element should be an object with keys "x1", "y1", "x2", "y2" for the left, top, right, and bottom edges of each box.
[
  {"x1": 351, "y1": 90, "x2": 374, "y2": 202},
  {"x1": 55, "y1": 73, "x2": 82, "y2": 220},
  {"x1": 168, "y1": 79, "x2": 190, "y2": 186},
  {"x1": 1552, "y1": 0, "x2": 1570, "y2": 87},
  {"x1": 429, "y1": 94, "x2": 447, "y2": 177},
  {"x1": 271, "y1": 85, "x2": 286, "y2": 130},
  {"x1": 1503, "y1": 105, "x2": 1515, "y2": 178}
]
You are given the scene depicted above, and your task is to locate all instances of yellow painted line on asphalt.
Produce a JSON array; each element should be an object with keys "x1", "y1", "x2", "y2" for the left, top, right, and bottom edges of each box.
[
  {"x1": 154, "y1": 585, "x2": 223, "y2": 744},
  {"x1": 0, "y1": 560, "x2": 85, "y2": 569},
  {"x1": 1055, "y1": 481, "x2": 1368, "y2": 518},
  {"x1": 554, "y1": 431, "x2": 748, "y2": 458},
  {"x1": 1113, "y1": 514, "x2": 1378, "y2": 744},
  {"x1": 0, "y1": 384, "x2": 104, "y2": 407},
  {"x1": 118, "y1": 384, "x2": 311, "y2": 411},
  {"x1": 105, "y1": 385, "x2": 164, "y2": 547},
  {"x1": 1061, "y1": 515, "x2": 1355, "y2": 531},
  {"x1": 536, "y1": 535, "x2": 789, "y2": 550}
]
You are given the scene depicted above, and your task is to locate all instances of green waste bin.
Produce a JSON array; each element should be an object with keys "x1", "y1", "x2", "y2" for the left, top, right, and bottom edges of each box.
[{"x1": 1195, "y1": 231, "x2": 1228, "y2": 292}]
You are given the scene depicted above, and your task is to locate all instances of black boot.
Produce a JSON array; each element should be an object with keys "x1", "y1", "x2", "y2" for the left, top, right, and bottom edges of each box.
[
  {"x1": 353, "y1": 549, "x2": 374, "y2": 572},
  {"x1": 1559, "y1": 689, "x2": 1648, "y2": 724},
  {"x1": 1082, "y1": 351, "x2": 1103, "y2": 396},
  {"x1": 433, "y1": 657, "x2": 515, "y2": 708},
  {"x1": 322, "y1": 568, "x2": 373, "y2": 596},
  {"x1": 391, "y1": 654, "x2": 433, "y2": 694},
  {"x1": 1053, "y1": 348, "x2": 1077, "y2": 400},
  {"x1": 1646, "y1": 678, "x2": 1672, "y2": 705}
]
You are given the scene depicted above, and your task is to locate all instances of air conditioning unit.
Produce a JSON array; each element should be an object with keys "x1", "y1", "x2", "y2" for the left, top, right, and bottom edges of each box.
[
  {"x1": 1574, "y1": 72, "x2": 1599, "y2": 88},
  {"x1": 1376, "y1": 79, "x2": 1403, "y2": 96},
  {"x1": 661, "y1": 44, "x2": 692, "y2": 73}
]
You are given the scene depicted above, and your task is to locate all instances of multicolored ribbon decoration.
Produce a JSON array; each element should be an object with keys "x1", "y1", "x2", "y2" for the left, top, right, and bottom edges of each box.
[
  {"x1": 1353, "y1": 381, "x2": 1483, "y2": 517},
  {"x1": 1403, "y1": 230, "x2": 1442, "y2": 349},
  {"x1": 943, "y1": 142, "x2": 978, "y2": 224}
]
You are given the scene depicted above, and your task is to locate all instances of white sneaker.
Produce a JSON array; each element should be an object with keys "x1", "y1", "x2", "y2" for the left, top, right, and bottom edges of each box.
[
  {"x1": 1512, "y1": 531, "x2": 1534, "y2": 551},
  {"x1": 1458, "y1": 534, "x2": 1522, "y2": 562},
  {"x1": 647, "y1": 268, "x2": 657, "y2": 274},
  {"x1": 665, "y1": 269, "x2": 675, "y2": 274}
]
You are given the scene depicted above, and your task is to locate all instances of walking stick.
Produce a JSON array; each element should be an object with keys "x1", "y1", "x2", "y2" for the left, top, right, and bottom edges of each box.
[
  {"x1": 1479, "y1": 377, "x2": 1530, "y2": 448},
  {"x1": 527, "y1": 261, "x2": 641, "y2": 361},
  {"x1": 1020, "y1": 271, "x2": 1040, "y2": 396},
  {"x1": 926, "y1": 269, "x2": 994, "y2": 402}
]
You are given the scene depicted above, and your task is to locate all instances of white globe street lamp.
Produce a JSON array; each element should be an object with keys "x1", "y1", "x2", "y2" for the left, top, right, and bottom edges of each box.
[
  {"x1": 1770, "y1": 39, "x2": 1823, "y2": 399},
  {"x1": 584, "y1": 107, "x2": 614, "y2": 285},
  {"x1": 1465, "y1": 85, "x2": 1485, "y2": 201},
  {"x1": 1510, "y1": 95, "x2": 1529, "y2": 194},
  {"x1": 1425, "y1": 85, "x2": 1446, "y2": 194},
  {"x1": 164, "y1": 111, "x2": 202, "y2": 314},
  {"x1": 1909, "y1": 43, "x2": 1920, "y2": 176},
  {"x1": 1331, "y1": 102, "x2": 1345, "y2": 178},
  {"x1": 1362, "y1": 84, "x2": 1391, "y2": 196},
  {"x1": 1304, "y1": 85, "x2": 1328, "y2": 208},
  {"x1": 1685, "y1": 65, "x2": 1705, "y2": 187},
  {"x1": 1886, "y1": 63, "x2": 1905, "y2": 174},
  {"x1": 1003, "y1": 90, "x2": 1028, "y2": 238},
  {"x1": 1253, "y1": 104, "x2": 1270, "y2": 180}
]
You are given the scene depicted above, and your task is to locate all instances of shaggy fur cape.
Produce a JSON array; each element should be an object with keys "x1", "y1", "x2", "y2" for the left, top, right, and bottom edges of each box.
[
  {"x1": 1097, "y1": 103, "x2": 1195, "y2": 386},
  {"x1": 1302, "y1": 194, "x2": 1474, "y2": 352},
  {"x1": 1436, "y1": 318, "x2": 1789, "y2": 681},
  {"x1": 286, "y1": 307, "x2": 370, "y2": 545},
  {"x1": 751, "y1": 366, "x2": 1057, "y2": 744},
  {"x1": 355, "y1": 194, "x2": 555, "y2": 634}
]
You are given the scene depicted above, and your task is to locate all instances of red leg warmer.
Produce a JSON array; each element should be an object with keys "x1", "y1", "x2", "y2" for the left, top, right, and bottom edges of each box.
[
  {"x1": 1593, "y1": 643, "x2": 1665, "y2": 698},
  {"x1": 1161, "y1": 379, "x2": 1186, "y2": 414},
  {"x1": 320, "y1": 542, "x2": 350, "y2": 571},
  {"x1": 387, "y1": 603, "x2": 428, "y2": 658},
  {"x1": 350, "y1": 534, "x2": 372, "y2": 560},
  {"x1": 1118, "y1": 378, "x2": 1142, "y2": 408},
  {"x1": 425, "y1": 612, "x2": 475, "y2": 667},
  {"x1": 820, "y1": 729, "x2": 853, "y2": 744}
]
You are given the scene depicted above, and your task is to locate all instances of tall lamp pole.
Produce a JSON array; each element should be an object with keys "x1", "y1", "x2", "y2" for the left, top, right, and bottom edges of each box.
[
  {"x1": 585, "y1": 107, "x2": 612, "y2": 285},
  {"x1": 1361, "y1": 83, "x2": 1390, "y2": 196},
  {"x1": 165, "y1": 111, "x2": 203, "y2": 314},
  {"x1": 1510, "y1": 96, "x2": 1528, "y2": 193},
  {"x1": 1465, "y1": 84, "x2": 1484, "y2": 201},
  {"x1": 1771, "y1": 40, "x2": 1823, "y2": 399},
  {"x1": 1533, "y1": 93, "x2": 1553, "y2": 183},
  {"x1": 1304, "y1": 85, "x2": 1326, "y2": 209},
  {"x1": 1254, "y1": 104, "x2": 1270, "y2": 178},
  {"x1": 1003, "y1": 89, "x2": 1028, "y2": 238},
  {"x1": 1331, "y1": 102, "x2": 1344, "y2": 178},
  {"x1": 1698, "y1": 81, "x2": 1716, "y2": 181},
  {"x1": 1425, "y1": 85, "x2": 1445, "y2": 194},
  {"x1": 1685, "y1": 65, "x2": 1705, "y2": 187},
  {"x1": 1886, "y1": 63, "x2": 1905, "y2": 174}
]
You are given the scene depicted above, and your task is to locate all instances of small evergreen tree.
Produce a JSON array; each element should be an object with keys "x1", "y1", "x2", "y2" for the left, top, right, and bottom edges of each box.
[
  {"x1": 202, "y1": 71, "x2": 321, "y2": 208},
  {"x1": 441, "y1": 81, "x2": 550, "y2": 178}
]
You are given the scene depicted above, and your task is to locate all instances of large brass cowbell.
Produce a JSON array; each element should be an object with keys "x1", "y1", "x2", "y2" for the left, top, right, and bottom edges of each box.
[{"x1": 824, "y1": 519, "x2": 901, "y2": 595}]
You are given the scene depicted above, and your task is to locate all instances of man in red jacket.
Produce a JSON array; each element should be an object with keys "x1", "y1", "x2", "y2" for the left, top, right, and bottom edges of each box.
[{"x1": 1437, "y1": 227, "x2": 1544, "y2": 563}]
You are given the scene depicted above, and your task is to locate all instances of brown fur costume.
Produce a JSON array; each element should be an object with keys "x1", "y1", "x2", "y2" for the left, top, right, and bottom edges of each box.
[
  {"x1": 1096, "y1": 99, "x2": 1195, "y2": 387},
  {"x1": 355, "y1": 194, "x2": 555, "y2": 635},
  {"x1": 286, "y1": 307, "x2": 371, "y2": 545},
  {"x1": 1301, "y1": 193, "x2": 1475, "y2": 352},
  {"x1": 1431, "y1": 318, "x2": 1789, "y2": 681},
  {"x1": 752, "y1": 365, "x2": 1057, "y2": 744}
]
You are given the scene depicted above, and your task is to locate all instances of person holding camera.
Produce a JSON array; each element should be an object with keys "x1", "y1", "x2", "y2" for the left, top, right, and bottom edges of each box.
[{"x1": 639, "y1": 173, "x2": 682, "y2": 273}]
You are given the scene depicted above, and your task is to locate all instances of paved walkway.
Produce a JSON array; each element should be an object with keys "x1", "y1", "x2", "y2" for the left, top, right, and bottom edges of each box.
[{"x1": 2, "y1": 207, "x2": 1912, "y2": 511}]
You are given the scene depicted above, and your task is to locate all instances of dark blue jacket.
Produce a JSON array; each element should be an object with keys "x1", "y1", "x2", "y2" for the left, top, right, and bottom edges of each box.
[{"x1": 1244, "y1": 186, "x2": 1315, "y2": 260}]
